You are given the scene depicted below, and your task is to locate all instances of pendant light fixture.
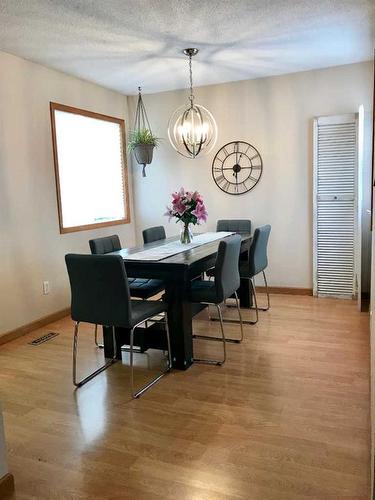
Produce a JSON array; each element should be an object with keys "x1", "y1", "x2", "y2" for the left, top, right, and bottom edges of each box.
[{"x1": 168, "y1": 48, "x2": 218, "y2": 159}]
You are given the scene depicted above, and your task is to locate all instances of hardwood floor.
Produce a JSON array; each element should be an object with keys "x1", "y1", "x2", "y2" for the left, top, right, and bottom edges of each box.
[{"x1": 0, "y1": 295, "x2": 370, "y2": 499}]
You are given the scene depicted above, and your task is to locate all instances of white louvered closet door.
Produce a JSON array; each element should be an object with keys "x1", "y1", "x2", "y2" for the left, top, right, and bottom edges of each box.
[{"x1": 313, "y1": 114, "x2": 358, "y2": 298}]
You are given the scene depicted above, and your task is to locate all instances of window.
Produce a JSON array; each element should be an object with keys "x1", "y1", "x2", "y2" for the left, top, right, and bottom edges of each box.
[{"x1": 50, "y1": 102, "x2": 130, "y2": 233}]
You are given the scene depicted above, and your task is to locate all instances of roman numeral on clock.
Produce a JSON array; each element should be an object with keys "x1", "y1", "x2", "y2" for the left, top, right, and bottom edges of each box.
[{"x1": 215, "y1": 174, "x2": 226, "y2": 184}]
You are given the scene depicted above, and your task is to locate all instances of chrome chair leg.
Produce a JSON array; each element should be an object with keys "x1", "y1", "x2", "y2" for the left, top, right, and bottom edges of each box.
[
  {"x1": 249, "y1": 271, "x2": 270, "y2": 312},
  {"x1": 226, "y1": 271, "x2": 270, "y2": 315},
  {"x1": 197, "y1": 291, "x2": 244, "y2": 343},
  {"x1": 194, "y1": 303, "x2": 226, "y2": 366},
  {"x1": 234, "y1": 291, "x2": 244, "y2": 341},
  {"x1": 121, "y1": 311, "x2": 167, "y2": 353},
  {"x1": 94, "y1": 324, "x2": 104, "y2": 349},
  {"x1": 73, "y1": 322, "x2": 117, "y2": 388},
  {"x1": 216, "y1": 305, "x2": 227, "y2": 364},
  {"x1": 250, "y1": 278, "x2": 259, "y2": 324},
  {"x1": 261, "y1": 270, "x2": 271, "y2": 311},
  {"x1": 131, "y1": 313, "x2": 172, "y2": 399},
  {"x1": 213, "y1": 279, "x2": 258, "y2": 325},
  {"x1": 164, "y1": 312, "x2": 172, "y2": 369},
  {"x1": 142, "y1": 298, "x2": 148, "y2": 329}
]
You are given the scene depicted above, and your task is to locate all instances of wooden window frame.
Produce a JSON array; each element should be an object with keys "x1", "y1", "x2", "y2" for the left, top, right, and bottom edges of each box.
[{"x1": 50, "y1": 102, "x2": 131, "y2": 234}]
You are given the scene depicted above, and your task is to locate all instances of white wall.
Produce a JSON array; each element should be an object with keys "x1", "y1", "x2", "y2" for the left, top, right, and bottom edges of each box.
[
  {"x1": 0, "y1": 51, "x2": 135, "y2": 337},
  {"x1": 130, "y1": 62, "x2": 373, "y2": 289}
]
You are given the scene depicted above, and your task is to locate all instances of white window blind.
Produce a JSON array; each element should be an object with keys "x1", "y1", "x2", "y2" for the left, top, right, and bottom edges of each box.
[
  {"x1": 313, "y1": 114, "x2": 358, "y2": 298},
  {"x1": 50, "y1": 103, "x2": 129, "y2": 234}
]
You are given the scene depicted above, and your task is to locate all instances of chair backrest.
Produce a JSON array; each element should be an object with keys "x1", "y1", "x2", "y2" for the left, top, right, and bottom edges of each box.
[
  {"x1": 248, "y1": 225, "x2": 271, "y2": 276},
  {"x1": 142, "y1": 226, "x2": 166, "y2": 244},
  {"x1": 214, "y1": 235, "x2": 242, "y2": 302},
  {"x1": 216, "y1": 219, "x2": 251, "y2": 235},
  {"x1": 89, "y1": 235, "x2": 121, "y2": 255},
  {"x1": 65, "y1": 254, "x2": 132, "y2": 328}
]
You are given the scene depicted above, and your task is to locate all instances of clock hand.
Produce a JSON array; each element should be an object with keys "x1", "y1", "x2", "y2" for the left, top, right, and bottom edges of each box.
[{"x1": 226, "y1": 166, "x2": 251, "y2": 170}]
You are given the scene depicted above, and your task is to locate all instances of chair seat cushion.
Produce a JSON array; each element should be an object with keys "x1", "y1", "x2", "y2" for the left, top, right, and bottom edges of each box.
[
  {"x1": 128, "y1": 278, "x2": 164, "y2": 299},
  {"x1": 190, "y1": 280, "x2": 218, "y2": 304},
  {"x1": 130, "y1": 300, "x2": 166, "y2": 327}
]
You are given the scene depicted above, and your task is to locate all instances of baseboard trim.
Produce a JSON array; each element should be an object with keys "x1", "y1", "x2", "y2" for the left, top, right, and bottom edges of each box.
[
  {"x1": 0, "y1": 473, "x2": 15, "y2": 498},
  {"x1": 0, "y1": 287, "x2": 312, "y2": 344},
  {"x1": 0, "y1": 308, "x2": 70, "y2": 346},
  {"x1": 257, "y1": 286, "x2": 313, "y2": 296}
]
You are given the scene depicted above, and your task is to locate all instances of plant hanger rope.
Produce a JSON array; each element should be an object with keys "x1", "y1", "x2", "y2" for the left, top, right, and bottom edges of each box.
[
  {"x1": 134, "y1": 87, "x2": 152, "y2": 134},
  {"x1": 130, "y1": 87, "x2": 158, "y2": 178}
]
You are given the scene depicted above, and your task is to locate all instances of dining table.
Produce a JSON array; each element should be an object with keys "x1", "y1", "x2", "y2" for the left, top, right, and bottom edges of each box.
[{"x1": 104, "y1": 231, "x2": 252, "y2": 370}]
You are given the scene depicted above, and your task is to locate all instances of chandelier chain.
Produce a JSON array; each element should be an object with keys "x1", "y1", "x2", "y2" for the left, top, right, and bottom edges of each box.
[{"x1": 188, "y1": 53, "x2": 194, "y2": 103}]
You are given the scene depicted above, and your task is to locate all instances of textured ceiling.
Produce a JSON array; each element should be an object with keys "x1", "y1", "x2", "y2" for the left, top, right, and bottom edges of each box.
[{"x1": 0, "y1": 0, "x2": 374, "y2": 95}]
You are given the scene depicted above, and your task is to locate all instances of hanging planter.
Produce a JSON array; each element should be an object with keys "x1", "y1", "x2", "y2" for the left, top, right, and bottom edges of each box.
[
  {"x1": 128, "y1": 129, "x2": 158, "y2": 177},
  {"x1": 133, "y1": 143, "x2": 154, "y2": 165},
  {"x1": 128, "y1": 87, "x2": 159, "y2": 177}
]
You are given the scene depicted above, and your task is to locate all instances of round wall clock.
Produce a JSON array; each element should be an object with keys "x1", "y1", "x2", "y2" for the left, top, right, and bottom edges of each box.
[{"x1": 212, "y1": 141, "x2": 263, "y2": 195}]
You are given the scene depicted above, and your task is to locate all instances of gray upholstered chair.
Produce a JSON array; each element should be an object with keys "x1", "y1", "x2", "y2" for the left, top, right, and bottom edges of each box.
[
  {"x1": 89, "y1": 235, "x2": 164, "y2": 300},
  {"x1": 65, "y1": 254, "x2": 171, "y2": 397},
  {"x1": 142, "y1": 226, "x2": 166, "y2": 244},
  {"x1": 89, "y1": 234, "x2": 122, "y2": 254},
  {"x1": 206, "y1": 219, "x2": 251, "y2": 280},
  {"x1": 89, "y1": 235, "x2": 122, "y2": 347},
  {"x1": 216, "y1": 219, "x2": 251, "y2": 235},
  {"x1": 89, "y1": 235, "x2": 165, "y2": 347},
  {"x1": 240, "y1": 225, "x2": 271, "y2": 324},
  {"x1": 189, "y1": 235, "x2": 243, "y2": 364}
]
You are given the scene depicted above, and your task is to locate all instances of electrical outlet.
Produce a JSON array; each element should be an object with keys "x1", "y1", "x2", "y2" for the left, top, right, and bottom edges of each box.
[{"x1": 43, "y1": 281, "x2": 50, "y2": 295}]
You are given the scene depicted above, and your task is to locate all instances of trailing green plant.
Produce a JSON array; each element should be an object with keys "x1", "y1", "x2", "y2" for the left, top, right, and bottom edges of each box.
[{"x1": 128, "y1": 129, "x2": 160, "y2": 151}]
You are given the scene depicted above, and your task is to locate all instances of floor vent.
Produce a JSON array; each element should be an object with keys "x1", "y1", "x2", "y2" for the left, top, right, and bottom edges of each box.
[{"x1": 29, "y1": 332, "x2": 59, "y2": 346}]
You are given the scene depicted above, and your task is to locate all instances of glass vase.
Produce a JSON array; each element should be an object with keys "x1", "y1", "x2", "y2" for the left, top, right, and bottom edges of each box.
[{"x1": 180, "y1": 223, "x2": 193, "y2": 244}]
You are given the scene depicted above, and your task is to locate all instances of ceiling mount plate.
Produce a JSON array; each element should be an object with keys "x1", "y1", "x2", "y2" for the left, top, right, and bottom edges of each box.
[{"x1": 183, "y1": 48, "x2": 199, "y2": 57}]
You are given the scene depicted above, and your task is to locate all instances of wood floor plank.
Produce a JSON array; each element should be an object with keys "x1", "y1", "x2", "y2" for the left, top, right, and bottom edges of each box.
[{"x1": 0, "y1": 294, "x2": 370, "y2": 499}]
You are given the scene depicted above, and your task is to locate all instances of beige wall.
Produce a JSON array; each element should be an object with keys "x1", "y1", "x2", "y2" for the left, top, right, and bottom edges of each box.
[
  {"x1": 130, "y1": 61, "x2": 373, "y2": 289},
  {"x1": 0, "y1": 53, "x2": 372, "y2": 336},
  {"x1": 0, "y1": 51, "x2": 135, "y2": 337}
]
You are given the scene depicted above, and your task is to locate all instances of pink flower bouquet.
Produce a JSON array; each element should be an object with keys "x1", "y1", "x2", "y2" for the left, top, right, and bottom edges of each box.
[
  {"x1": 165, "y1": 187, "x2": 208, "y2": 225},
  {"x1": 165, "y1": 188, "x2": 207, "y2": 243}
]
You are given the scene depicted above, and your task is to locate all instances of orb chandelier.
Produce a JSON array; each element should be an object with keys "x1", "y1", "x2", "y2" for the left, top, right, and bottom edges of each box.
[{"x1": 168, "y1": 48, "x2": 218, "y2": 159}]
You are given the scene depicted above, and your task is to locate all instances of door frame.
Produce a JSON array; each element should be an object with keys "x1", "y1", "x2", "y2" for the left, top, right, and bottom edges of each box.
[{"x1": 312, "y1": 113, "x2": 359, "y2": 298}]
